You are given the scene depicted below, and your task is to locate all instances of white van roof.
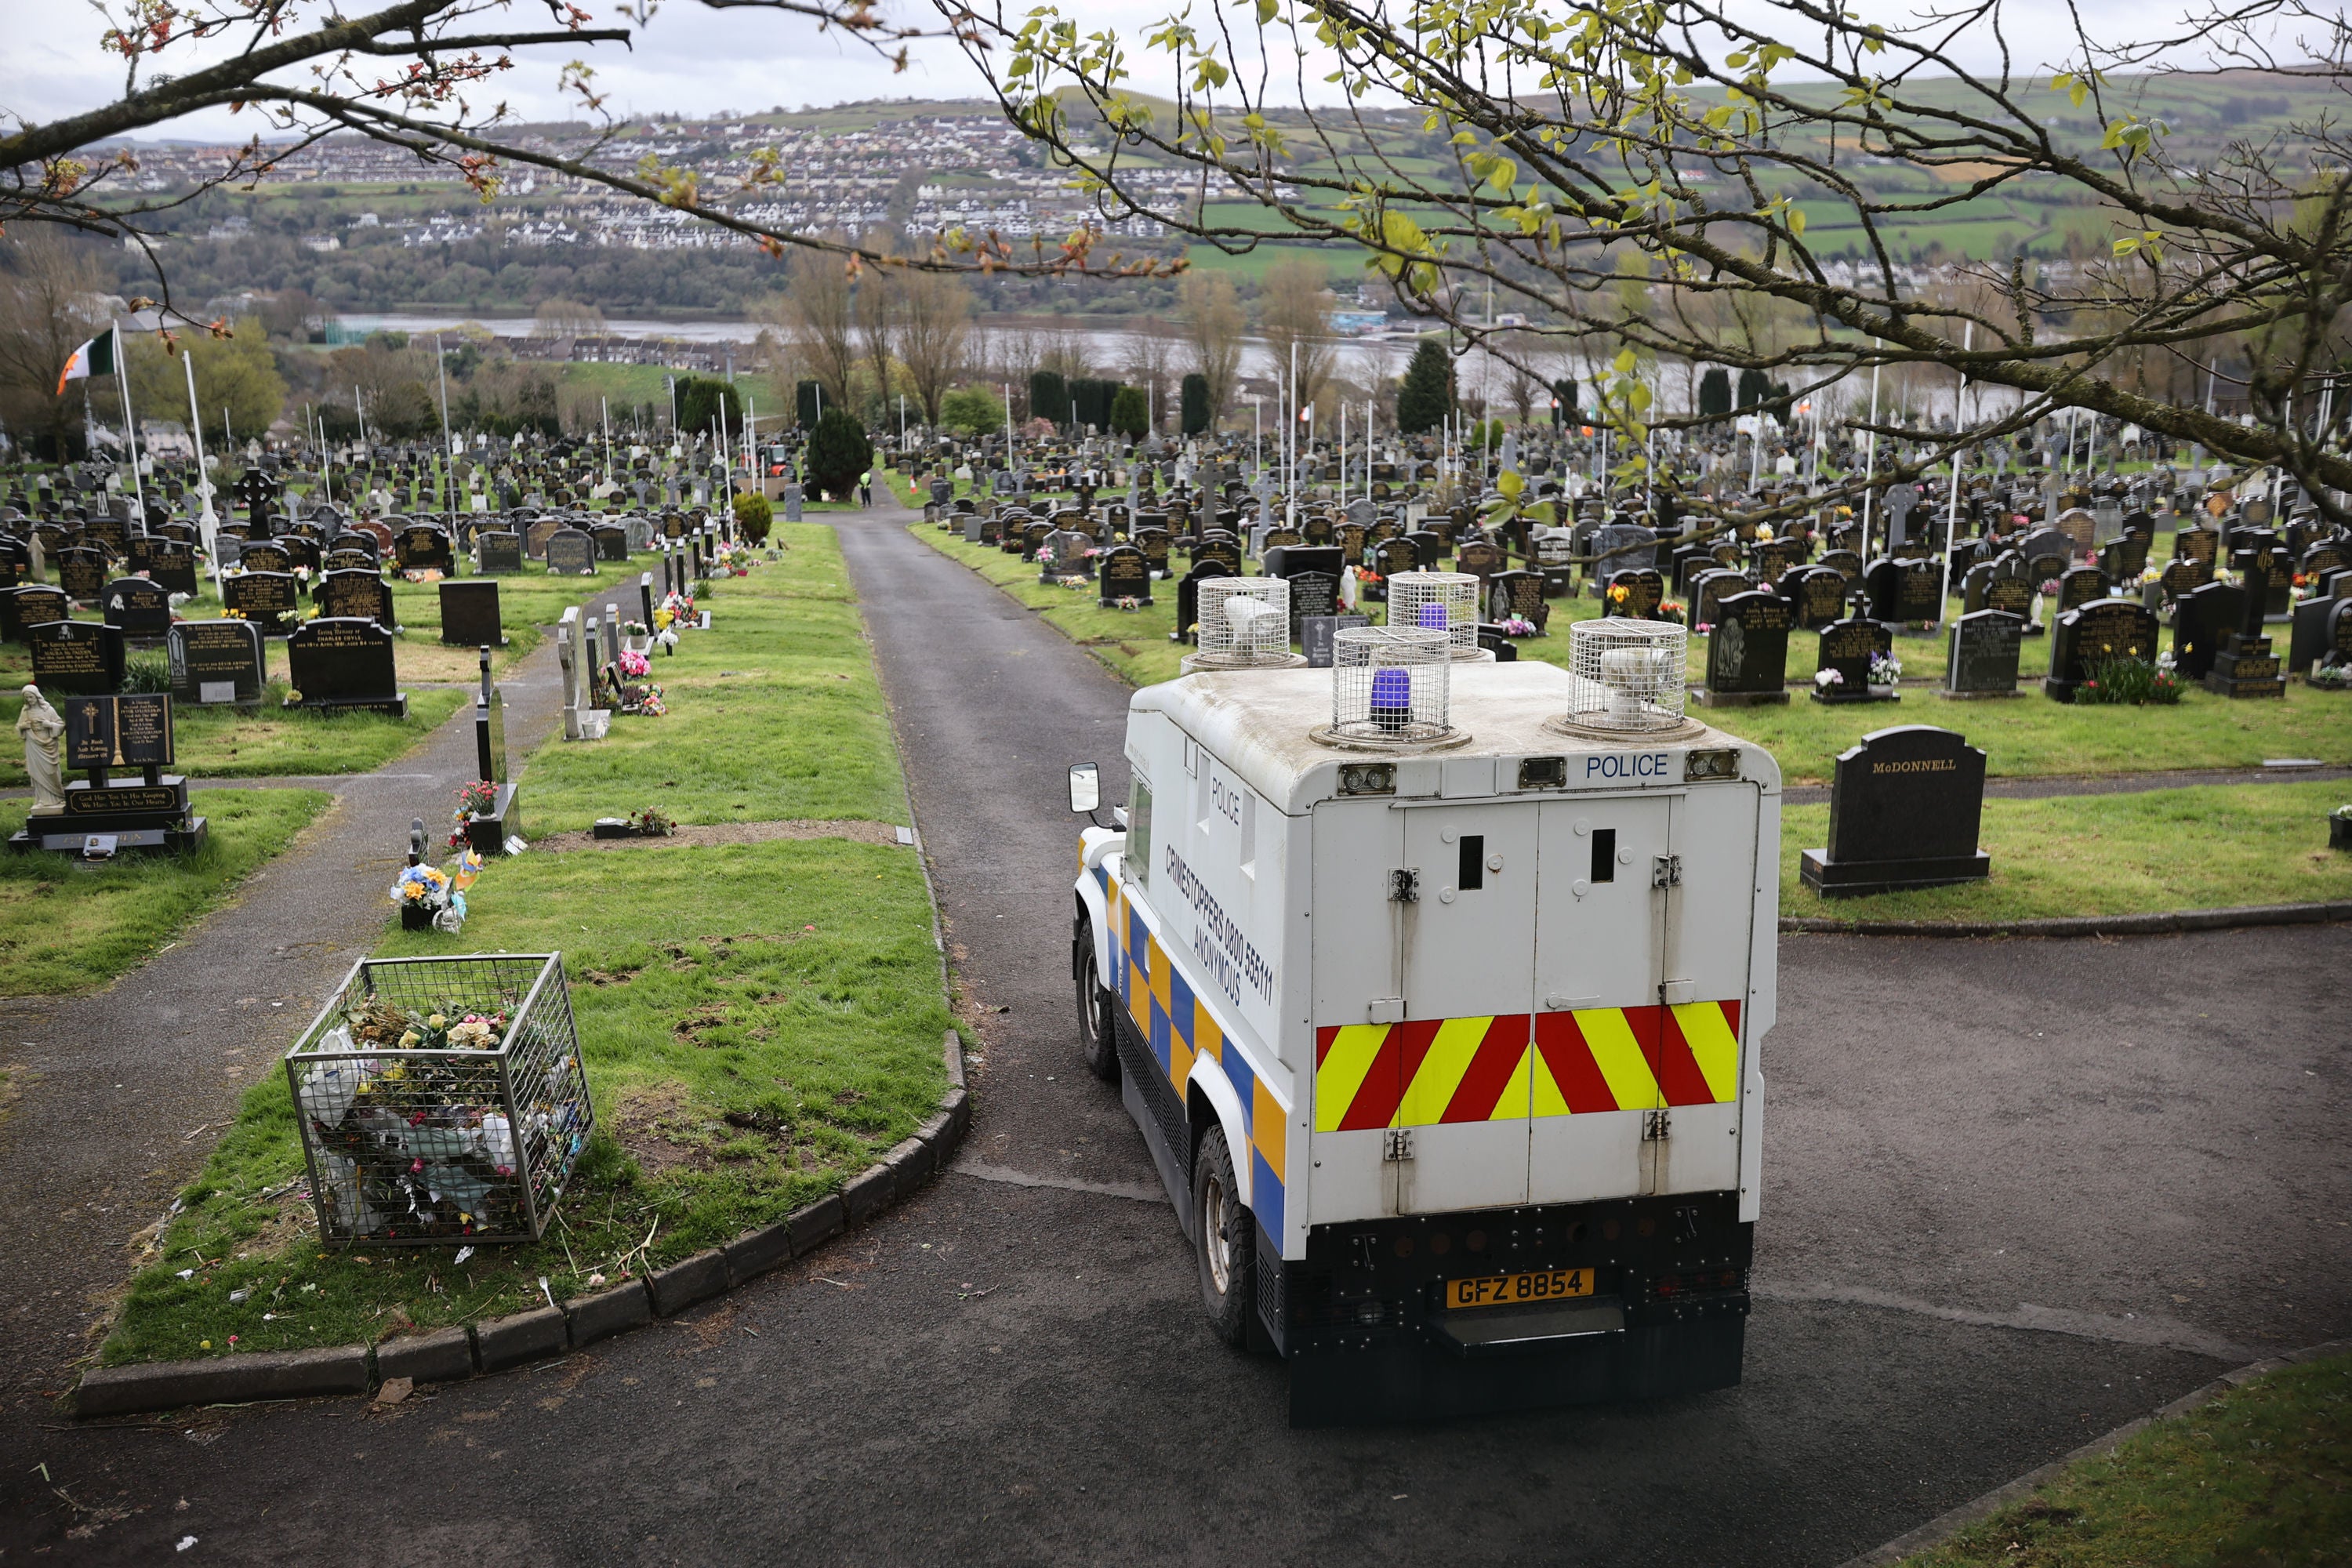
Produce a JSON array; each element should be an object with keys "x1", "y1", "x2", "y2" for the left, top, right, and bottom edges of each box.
[{"x1": 1129, "y1": 663, "x2": 1781, "y2": 815}]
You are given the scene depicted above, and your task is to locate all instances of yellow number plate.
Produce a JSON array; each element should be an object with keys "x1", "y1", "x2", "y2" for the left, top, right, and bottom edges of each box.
[{"x1": 1446, "y1": 1268, "x2": 1595, "y2": 1311}]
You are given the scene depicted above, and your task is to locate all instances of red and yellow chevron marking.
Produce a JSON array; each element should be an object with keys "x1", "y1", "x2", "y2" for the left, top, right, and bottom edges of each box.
[{"x1": 1313, "y1": 1002, "x2": 1741, "y2": 1133}]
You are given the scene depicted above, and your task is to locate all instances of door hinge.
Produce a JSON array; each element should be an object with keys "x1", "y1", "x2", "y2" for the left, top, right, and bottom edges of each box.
[
  {"x1": 1652, "y1": 854, "x2": 1682, "y2": 888},
  {"x1": 1643, "y1": 1109, "x2": 1672, "y2": 1142},
  {"x1": 1388, "y1": 868, "x2": 1420, "y2": 903},
  {"x1": 1383, "y1": 1128, "x2": 1416, "y2": 1162}
]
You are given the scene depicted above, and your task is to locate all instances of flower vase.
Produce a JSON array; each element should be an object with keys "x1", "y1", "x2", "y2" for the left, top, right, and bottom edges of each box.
[{"x1": 400, "y1": 902, "x2": 436, "y2": 931}]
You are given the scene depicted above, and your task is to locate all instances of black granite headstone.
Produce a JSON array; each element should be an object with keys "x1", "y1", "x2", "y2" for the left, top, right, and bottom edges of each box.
[
  {"x1": 1799, "y1": 725, "x2": 1990, "y2": 895},
  {"x1": 1300, "y1": 612, "x2": 1370, "y2": 669},
  {"x1": 316, "y1": 568, "x2": 396, "y2": 629},
  {"x1": 1699, "y1": 590, "x2": 1791, "y2": 706},
  {"x1": 1813, "y1": 616, "x2": 1896, "y2": 703},
  {"x1": 27, "y1": 618, "x2": 125, "y2": 696},
  {"x1": 2045, "y1": 599, "x2": 2161, "y2": 701},
  {"x1": 168, "y1": 619, "x2": 266, "y2": 707},
  {"x1": 1172, "y1": 560, "x2": 1234, "y2": 644},
  {"x1": 474, "y1": 530, "x2": 524, "y2": 575},
  {"x1": 1943, "y1": 610, "x2": 2024, "y2": 699},
  {"x1": 101, "y1": 578, "x2": 173, "y2": 641},
  {"x1": 1098, "y1": 545, "x2": 1154, "y2": 607},
  {"x1": 285, "y1": 618, "x2": 407, "y2": 716},
  {"x1": 440, "y1": 579, "x2": 506, "y2": 647},
  {"x1": 394, "y1": 524, "x2": 456, "y2": 574},
  {"x1": 221, "y1": 569, "x2": 300, "y2": 635}
]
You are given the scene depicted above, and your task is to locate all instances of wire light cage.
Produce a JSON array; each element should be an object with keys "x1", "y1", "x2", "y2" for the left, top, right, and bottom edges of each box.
[
  {"x1": 1559, "y1": 616, "x2": 1693, "y2": 735},
  {"x1": 1323, "y1": 626, "x2": 1455, "y2": 746},
  {"x1": 1385, "y1": 571, "x2": 1482, "y2": 659},
  {"x1": 284, "y1": 953, "x2": 593, "y2": 1247},
  {"x1": 1185, "y1": 577, "x2": 1302, "y2": 671}
]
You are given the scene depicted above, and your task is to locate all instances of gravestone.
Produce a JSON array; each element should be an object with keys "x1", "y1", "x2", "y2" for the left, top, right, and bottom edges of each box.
[
  {"x1": 316, "y1": 568, "x2": 396, "y2": 630},
  {"x1": 1813, "y1": 617, "x2": 1896, "y2": 703},
  {"x1": 394, "y1": 524, "x2": 455, "y2": 574},
  {"x1": 56, "y1": 546, "x2": 107, "y2": 603},
  {"x1": 1690, "y1": 568, "x2": 1753, "y2": 633},
  {"x1": 440, "y1": 580, "x2": 506, "y2": 647},
  {"x1": 284, "y1": 619, "x2": 407, "y2": 716},
  {"x1": 1866, "y1": 557, "x2": 1944, "y2": 626},
  {"x1": 1, "y1": 585, "x2": 71, "y2": 643},
  {"x1": 1489, "y1": 570, "x2": 1549, "y2": 630},
  {"x1": 2045, "y1": 599, "x2": 2161, "y2": 702},
  {"x1": 2171, "y1": 580, "x2": 2245, "y2": 682},
  {"x1": 1697, "y1": 590, "x2": 1792, "y2": 707},
  {"x1": 1799, "y1": 726, "x2": 1990, "y2": 895},
  {"x1": 2055, "y1": 565, "x2": 2111, "y2": 613},
  {"x1": 132, "y1": 540, "x2": 200, "y2": 597},
  {"x1": 220, "y1": 570, "x2": 300, "y2": 635},
  {"x1": 1300, "y1": 612, "x2": 1371, "y2": 669},
  {"x1": 474, "y1": 530, "x2": 524, "y2": 575},
  {"x1": 1171, "y1": 561, "x2": 1235, "y2": 644},
  {"x1": 1605, "y1": 568, "x2": 1664, "y2": 620},
  {"x1": 593, "y1": 524, "x2": 630, "y2": 562},
  {"x1": 102, "y1": 578, "x2": 172, "y2": 641},
  {"x1": 462, "y1": 649, "x2": 521, "y2": 854},
  {"x1": 11, "y1": 692, "x2": 205, "y2": 855},
  {"x1": 2288, "y1": 572, "x2": 2352, "y2": 673},
  {"x1": 1942, "y1": 610, "x2": 2024, "y2": 700},
  {"x1": 1098, "y1": 545, "x2": 1154, "y2": 607},
  {"x1": 546, "y1": 528, "x2": 597, "y2": 575},
  {"x1": 1784, "y1": 564, "x2": 1849, "y2": 630},
  {"x1": 238, "y1": 541, "x2": 292, "y2": 576},
  {"x1": 167, "y1": 619, "x2": 266, "y2": 707},
  {"x1": 27, "y1": 618, "x2": 125, "y2": 696}
]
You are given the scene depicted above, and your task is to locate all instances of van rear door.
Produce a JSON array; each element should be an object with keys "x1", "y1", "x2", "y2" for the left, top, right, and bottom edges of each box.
[{"x1": 1391, "y1": 803, "x2": 1537, "y2": 1213}]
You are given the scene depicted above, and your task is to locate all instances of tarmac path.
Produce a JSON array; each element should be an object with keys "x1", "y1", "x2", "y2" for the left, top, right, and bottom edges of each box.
[{"x1": 0, "y1": 506, "x2": 2343, "y2": 1564}]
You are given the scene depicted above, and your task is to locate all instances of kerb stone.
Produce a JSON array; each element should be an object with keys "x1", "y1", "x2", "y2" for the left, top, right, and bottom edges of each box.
[
  {"x1": 648, "y1": 1249, "x2": 731, "y2": 1316},
  {"x1": 373, "y1": 1327, "x2": 474, "y2": 1385},
  {"x1": 474, "y1": 1305, "x2": 567, "y2": 1371}
]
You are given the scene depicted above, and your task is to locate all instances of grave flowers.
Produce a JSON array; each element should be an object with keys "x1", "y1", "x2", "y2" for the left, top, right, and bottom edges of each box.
[
  {"x1": 1497, "y1": 615, "x2": 1540, "y2": 637},
  {"x1": 448, "y1": 780, "x2": 499, "y2": 850},
  {"x1": 392, "y1": 848, "x2": 483, "y2": 934},
  {"x1": 1813, "y1": 666, "x2": 1846, "y2": 693},
  {"x1": 1868, "y1": 652, "x2": 1903, "y2": 695},
  {"x1": 2310, "y1": 659, "x2": 2352, "y2": 691}
]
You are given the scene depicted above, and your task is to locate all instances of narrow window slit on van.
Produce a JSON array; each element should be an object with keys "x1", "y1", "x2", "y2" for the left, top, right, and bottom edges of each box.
[
  {"x1": 1590, "y1": 828, "x2": 1616, "y2": 884},
  {"x1": 1458, "y1": 833, "x2": 1485, "y2": 891}
]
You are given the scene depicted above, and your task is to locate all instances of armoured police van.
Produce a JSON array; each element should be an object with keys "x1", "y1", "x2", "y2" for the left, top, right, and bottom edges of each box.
[{"x1": 1070, "y1": 609, "x2": 1779, "y2": 1425}]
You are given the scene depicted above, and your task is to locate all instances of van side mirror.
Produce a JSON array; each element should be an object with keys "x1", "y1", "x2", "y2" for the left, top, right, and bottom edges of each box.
[{"x1": 1068, "y1": 762, "x2": 1101, "y2": 815}]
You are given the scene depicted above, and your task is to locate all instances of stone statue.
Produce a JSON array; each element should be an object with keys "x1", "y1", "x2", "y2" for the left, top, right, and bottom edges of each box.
[{"x1": 17, "y1": 686, "x2": 65, "y2": 815}]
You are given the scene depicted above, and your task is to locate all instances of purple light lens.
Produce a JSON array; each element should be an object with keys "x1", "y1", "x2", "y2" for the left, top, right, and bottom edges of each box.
[
  {"x1": 1370, "y1": 667, "x2": 1412, "y2": 710},
  {"x1": 1417, "y1": 603, "x2": 1447, "y2": 630}
]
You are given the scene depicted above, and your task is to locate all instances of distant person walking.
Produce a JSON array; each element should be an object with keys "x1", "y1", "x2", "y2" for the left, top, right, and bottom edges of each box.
[{"x1": 858, "y1": 468, "x2": 873, "y2": 508}]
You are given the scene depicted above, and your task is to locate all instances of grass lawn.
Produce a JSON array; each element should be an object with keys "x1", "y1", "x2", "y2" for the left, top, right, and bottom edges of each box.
[
  {"x1": 519, "y1": 523, "x2": 906, "y2": 832},
  {"x1": 98, "y1": 518, "x2": 949, "y2": 1367},
  {"x1": 0, "y1": 789, "x2": 332, "y2": 996},
  {"x1": 1900, "y1": 1350, "x2": 2351, "y2": 1567},
  {"x1": 909, "y1": 525, "x2": 2352, "y2": 786},
  {"x1": 1780, "y1": 782, "x2": 2352, "y2": 924}
]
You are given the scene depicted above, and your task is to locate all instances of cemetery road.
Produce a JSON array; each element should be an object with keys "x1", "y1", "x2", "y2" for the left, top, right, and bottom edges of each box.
[{"x1": 2, "y1": 506, "x2": 2345, "y2": 1564}]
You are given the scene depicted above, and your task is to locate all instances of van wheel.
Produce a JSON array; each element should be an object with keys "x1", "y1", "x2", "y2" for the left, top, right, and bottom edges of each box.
[
  {"x1": 1193, "y1": 1125, "x2": 1255, "y2": 1346},
  {"x1": 1073, "y1": 922, "x2": 1119, "y2": 1083}
]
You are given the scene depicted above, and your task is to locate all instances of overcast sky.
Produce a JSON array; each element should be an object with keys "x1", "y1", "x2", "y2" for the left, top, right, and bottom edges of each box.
[{"x1": 0, "y1": 0, "x2": 2247, "y2": 145}]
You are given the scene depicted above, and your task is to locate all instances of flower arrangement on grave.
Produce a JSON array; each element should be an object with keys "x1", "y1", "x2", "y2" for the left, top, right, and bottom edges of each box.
[
  {"x1": 617, "y1": 647, "x2": 652, "y2": 677},
  {"x1": 2307, "y1": 660, "x2": 2350, "y2": 690},
  {"x1": 1497, "y1": 615, "x2": 1539, "y2": 637},
  {"x1": 1058, "y1": 574, "x2": 1091, "y2": 590},
  {"x1": 1113, "y1": 595, "x2": 1142, "y2": 612},
  {"x1": 390, "y1": 849, "x2": 483, "y2": 934},
  {"x1": 1608, "y1": 583, "x2": 1631, "y2": 608},
  {"x1": 1657, "y1": 598, "x2": 1686, "y2": 624},
  {"x1": 1868, "y1": 652, "x2": 1903, "y2": 688},
  {"x1": 2080, "y1": 655, "x2": 2184, "y2": 705},
  {"x1": 401, "y1": 568, "x2": 444, "y2": 584},
  {"x1": 1813, "y1": 666, "x2": 1845, "y2": 691},
  {"x1": 447, "y1": 780, "x2": 498, "y2": 849},
  {"x1": 615, "y1": 675, "x2": 666, "y2": 717},
  {"x1": 626, "y1": 807, "x2": 675, "y2": 836},
  {"x1": 1036, "y1": 545, "x2": 1057, "y2": 568}
]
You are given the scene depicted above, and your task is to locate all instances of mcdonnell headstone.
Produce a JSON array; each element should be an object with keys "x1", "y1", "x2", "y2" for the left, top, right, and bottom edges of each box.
[{"x1": 1799, "y1": 726, "x2": 1991, "y2": 895}]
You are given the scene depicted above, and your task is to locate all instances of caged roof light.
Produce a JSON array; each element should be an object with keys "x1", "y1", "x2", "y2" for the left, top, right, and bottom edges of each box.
[
  {"x1": 1316, "y1": 625, "x2": 1463, "y2": 749},
  {"x1": 1556, "y1": 616, "x2": 1694, "y2": 735},
  {"x1": 1385, "y1": 571, "x2": 1485, "y2": 660},
  {"x1": 1184, "y1": 578, "x2": 1305, "y2": 671}
]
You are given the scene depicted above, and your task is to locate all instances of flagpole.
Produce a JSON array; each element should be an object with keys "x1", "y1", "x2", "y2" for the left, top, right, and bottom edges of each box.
[
  {"x1": 183, "y1": 349, "x2": 222, "y2": 601},
  {"x1": 113, "y1": 321, "x2": 147, "y2": 521}
]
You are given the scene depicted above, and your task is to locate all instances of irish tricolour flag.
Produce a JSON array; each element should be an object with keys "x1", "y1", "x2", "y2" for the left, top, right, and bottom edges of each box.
[{"x1": 56, "y1": 324, "x2": 121, "y2": 395}]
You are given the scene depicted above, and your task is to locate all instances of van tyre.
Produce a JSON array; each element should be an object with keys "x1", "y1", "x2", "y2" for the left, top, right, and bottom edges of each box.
[
  {"x1": 1193, "y1": 1125, "x2": 1255, "y2": 1346},
  {"x1": 1074, "y1": 920, "x2": 1119, "y2": 1083}
]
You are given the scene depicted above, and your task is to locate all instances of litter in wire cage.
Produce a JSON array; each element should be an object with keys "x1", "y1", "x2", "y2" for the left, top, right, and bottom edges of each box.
[{"x1": 285, "y1": 953, "x2": 593, "y2": 1246}]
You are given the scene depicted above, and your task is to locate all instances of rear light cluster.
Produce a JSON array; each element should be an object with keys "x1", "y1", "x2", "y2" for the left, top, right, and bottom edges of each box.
[{"x1": 1653, "y1": 1269, "x2": 1744, "y2": 1298}]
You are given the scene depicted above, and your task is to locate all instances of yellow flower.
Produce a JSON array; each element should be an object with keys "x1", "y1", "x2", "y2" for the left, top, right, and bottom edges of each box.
[
  {"x1": 426, "y1": 1014, "x2": 445, "y2": 1029},
  {"x1": 398, "y1": 1030, "x2": 421, "y2": 1047}
]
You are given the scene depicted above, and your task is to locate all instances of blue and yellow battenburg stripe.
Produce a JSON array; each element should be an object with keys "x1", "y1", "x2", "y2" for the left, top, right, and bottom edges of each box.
[{"x1": 1100, "y1": 864, "x2": 1288, "y2": 1242}]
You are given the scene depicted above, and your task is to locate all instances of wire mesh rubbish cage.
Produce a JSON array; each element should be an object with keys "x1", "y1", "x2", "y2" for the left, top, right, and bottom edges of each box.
[
  {"x1": 1564, "y1": 616, "x2": 1690, "y2": 733},
  {"x1": 1330, "y1": 626, "x2": 1452, "y2": 742},
  {"x1": 1192, "y1": 577, "x2": 1294, "y2": 666},
  {"x1": 284, "y1": 953, "x2": 592, "y2": 1246},
  {"x1": 1385, "y1": 571, "x2": 1481, "y2": 659}
]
